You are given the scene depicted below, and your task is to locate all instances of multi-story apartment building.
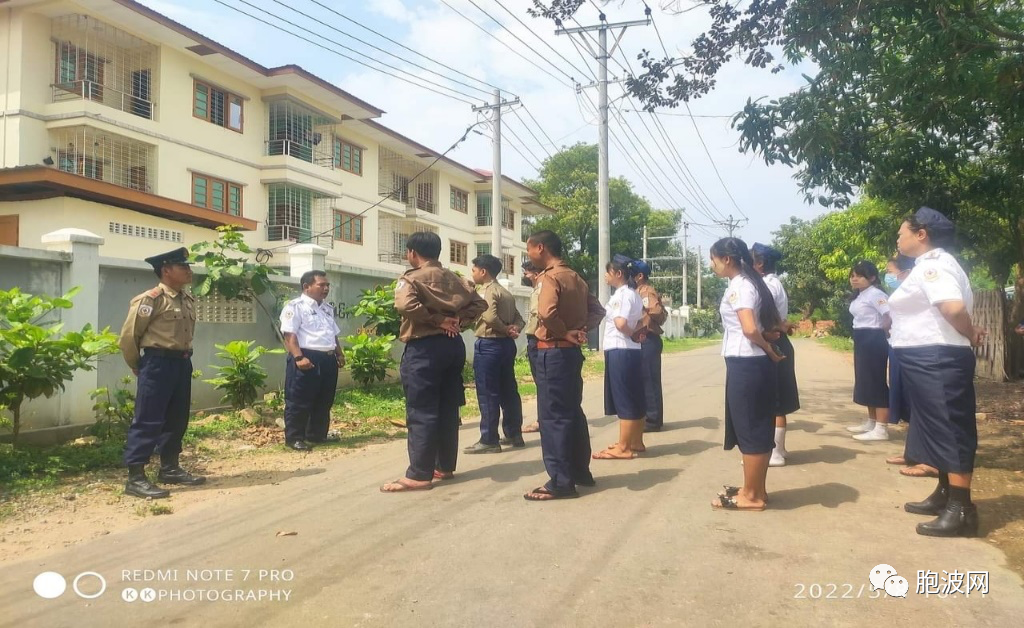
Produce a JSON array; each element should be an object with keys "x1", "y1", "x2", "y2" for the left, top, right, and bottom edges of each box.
[{"x1": 0, "y1": 0, "x2": 551, "y2": 283}]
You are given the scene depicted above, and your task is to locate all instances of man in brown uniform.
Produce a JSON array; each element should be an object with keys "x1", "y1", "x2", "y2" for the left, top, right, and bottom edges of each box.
[
  {"x1": 465, "y1": 254, "x2": 526, "y2": 454},
  {"x1": 524, "y1": 231, "x2": 605, "y2": 501},
  {"x1": 381, "y1": 232, "x2": 486, "y2": 493},
  {"x1": 632, "y1": 260, "x2": 669, "y2": 431},
  {"x1": 521, "y1": 261, "x2": 542, "y2": 434},
  {"x1": 118, "y1": 247, "x2": 204, "y2": 499}
]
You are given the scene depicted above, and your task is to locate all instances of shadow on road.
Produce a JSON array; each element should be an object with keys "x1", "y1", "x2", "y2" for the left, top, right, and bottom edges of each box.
[
  {"x1": 642, "y1": 440, "x2": 719, "y2": 458},
  {"x1": 786, "y1": 419, "x2": 824, "y2": 433},
  {"x1": 767, "y1": 482, "x2": 860, "y2": 510},
  {"x1": 784, "y1": 445, "x2": 861, "y2": 466},
  {"x1": 587, "y1": 468, "x2": 682, "y2": 494},
  {"x1": 449, "y1": 458, "x2": 547, "y2": 484},
  {"x1": 668, "y1": 416, "x2": 720, "y2": 431},
  {"x1": 182, "y1": 467, "x2": 327, "y2": 492}
]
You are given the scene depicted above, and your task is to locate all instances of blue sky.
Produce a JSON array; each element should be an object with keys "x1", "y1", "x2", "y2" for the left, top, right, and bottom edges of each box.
[{"x1": 139, "y1": 0, "x2": 831, "y2": 254}]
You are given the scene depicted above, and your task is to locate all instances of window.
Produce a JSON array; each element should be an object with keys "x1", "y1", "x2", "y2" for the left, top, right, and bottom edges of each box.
[
  {"x1": 267, "y1": 184, "x2": 313, "y2": 242},
  {"x1": 476, "y1": 193, "x2": 511, "y2": 227},
  {"x1": 504, "y1": 254, "x2": 517, "y2": 276},
  {"x1": 475, "y1": 242, "x2": 491, "y2": 257},
  {"x1": 333, "y1": 139, "x2": 363, "y2": 175},
  {"x1": 390, "y1": 174, "x2": 411, "y2": 204},
  {"x1": 416, "y1": 181, "x2": 435, "y2": 213},
  {"x1": 333, "y1": 211, "x2": 363, "y2": 244},
  {"x1": 450, "y1": 240, "x2": 468, "y2": 265},
  {"x1": 55, "y1": 42, "x2": 104, "y2": 100},
  {"x1": 57, "y1": 151, "x2": 103, "y2": 181},
  {"x1": 192, "y1": 174, "x2": 242, "y2": 216},
  {"x1": 193, "y1": 80, "x2": 243, "y2": 132},
  {"x1": 450, "y1": 187, "x2": 469, "y2": 213},
  {"x1": 502, "y1": 208, "x2": 516, "y2": 230}
]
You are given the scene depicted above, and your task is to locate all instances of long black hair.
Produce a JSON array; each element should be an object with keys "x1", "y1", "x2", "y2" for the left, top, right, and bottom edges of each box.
[
  {"x1": 606, "y1": 256, "x2": 637, "y2": 290},
  {"x1": 710, "y1": 238, "x2": 780, "y2": 331}
]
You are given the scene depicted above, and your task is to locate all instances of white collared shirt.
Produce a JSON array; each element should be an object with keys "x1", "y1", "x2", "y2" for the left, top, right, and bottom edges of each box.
[
  {"x1": 889, "y1": 248, "x2": 973, "y2": 348},
  {"x1": 849, "y1": 285, "x2": 890, "y2": 329},
  {"x1": 763, "y1": 273, "x2": 788, "y2": 321},
  {"x1": 279, "y1": 294, "x2": 341, "y2": 350},
  {"x1": 720, "y1": 274, "x2": 765, "y2": 357},
  {"x1": 603, "y1": 285, "x2": 643, "y2": 350}
]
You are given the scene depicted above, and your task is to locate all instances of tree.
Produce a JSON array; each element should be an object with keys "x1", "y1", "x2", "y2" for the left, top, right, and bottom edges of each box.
[
  {"x1": 534, "y1": 1, "x2": 1024, "y2": 310},
  {"x1": 525, "y1": 143, "x2": 683, "y2": 286},
  {"x1": 0, "y1": 287, "x2": 118, "y2": 447}
]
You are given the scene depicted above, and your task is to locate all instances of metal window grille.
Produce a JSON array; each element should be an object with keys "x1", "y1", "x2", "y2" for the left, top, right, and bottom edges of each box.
[
  {"x1": 378, "y1": 218, "x2": 438, "y2": 265},
  {"x1": 194, "y1": 291, "x2": 256, "y2": 324},
  {"x1": 51, "y1": 14, "x2": 157, "y2": 119},
  {"x1": 475, "y1": 242, "x2": 491, "y2": 257},
  {"x1": 50, "y1": 125, "x2": 155, "y2": 192},
  {"x1": 266, "y1": 184, "x2": 335, "y2": 247},
  {"x1": 378, "y1": 147, "x2": 438, "y2": 213},
  {"x1": 502, "y1": 250, "x2": 516, "y2": 276},
  {"x1": 265, "y1": 99, "x2": 335, "y2": 168},
  {"x1": 108, "y1": 221, "x2": 182, "y2": 243},
  {"x1": 475, "y1": 194, "x2": 512, "y2": 227}
]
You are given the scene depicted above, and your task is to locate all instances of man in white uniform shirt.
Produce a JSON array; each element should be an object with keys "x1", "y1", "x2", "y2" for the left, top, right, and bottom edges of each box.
[{"x1": 280, "y1": 270, "x2": 345, "y2": 451}]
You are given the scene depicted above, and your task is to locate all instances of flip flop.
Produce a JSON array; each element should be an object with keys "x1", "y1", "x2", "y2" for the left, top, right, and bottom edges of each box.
[
  {"x1": 380, "y1": 479, "x2": 433, "y2": 493},
  {"x1": 433, "y1": 470, "x2": 454, "y2": 480},
  {"x1": 524, "y1": 486, "x2": 580, "y2": 501},
  {"x1": 718, "y1": 486, "x2": 770, "y2": 504},
  {"x1": 711, "y1": 494, "x2": 766, "y2": 511},
  {"x1": 886, "y1": 456, "x2": 907, "y2": 465},
  {"x1": 592, "y1": 449, "x2": 636, "y2": 460},
  {"x1": 900, "y1": 464, "x2": 939, "y2": 478}
]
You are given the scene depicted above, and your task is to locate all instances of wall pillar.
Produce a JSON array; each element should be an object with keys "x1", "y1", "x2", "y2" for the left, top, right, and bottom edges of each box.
[
  {"x1": 41, "y1": 228, "x2": 104, "y2": 427},
  {"x1": 289, "y1": 244, "x2": 328, "y2": 279}
]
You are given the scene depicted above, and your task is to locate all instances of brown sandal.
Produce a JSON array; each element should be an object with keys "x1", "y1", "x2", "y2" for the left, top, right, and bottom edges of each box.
[{"x1": 899, "y1": 464, "x2": 939, "y2": 478}]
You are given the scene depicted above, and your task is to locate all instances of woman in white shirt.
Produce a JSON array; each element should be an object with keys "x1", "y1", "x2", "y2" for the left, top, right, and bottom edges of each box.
[
  {"x1": 752, "y1": 243, "x2": 800, "y2": 468},
  {"x1": 710, "y1": 238, "x2": 784, "y2": 512},
  {"x1": 891, "y1": 207, "x2": 985, "y2": 538},
  {"x1": 846, "y1": 260, "x2": 892, "y2": 442},
  {"x1": 593, "y1": 255, "x2": 647, "y2": 460}
]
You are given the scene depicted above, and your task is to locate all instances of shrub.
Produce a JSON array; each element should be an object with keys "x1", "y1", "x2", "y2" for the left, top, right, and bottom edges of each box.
[
  {"x1": 346, "y1": 283, "x2": 400, "y2": 337},
  {"x1": 343, "y1": 333, "x2": 396, "y2": 387},
  {"x1": 687, "y1": 308, "x2": 723, "y2": 337},
  {"x1": 204, "y1": 340, "x2": 284, "y2": 409},
  {"x1": 89, "y1": 377, "x2": 136, "y2": 441}
]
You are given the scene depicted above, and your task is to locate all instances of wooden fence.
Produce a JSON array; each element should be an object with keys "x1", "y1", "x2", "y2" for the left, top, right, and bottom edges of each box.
[{"x1": 973, "y1": 289, "x2": 1023, "y2": 381}]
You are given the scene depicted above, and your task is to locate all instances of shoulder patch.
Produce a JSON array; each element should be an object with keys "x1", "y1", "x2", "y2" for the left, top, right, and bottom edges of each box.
[
  {"x1": 877, "y1": 298, "x2": 887, "y2": 306},
  {"x1": 146, "y1": 287, "x2": 162, "y2": 298},
  {"x1": 923, "y1": 268, "x2": 939, "y2": 282},
  {"x1": 283, "y1": 309, "x2": 295, "y2": 320},
  {"x1": 642, "y1": 296, "x2": 650, "y2": 307},
  {"x1": 536, "y1": 281, "x2": 543, "y2": 291},
  {"x1": 728, "y1": 291, "x2": 738, "y2": 304},
  {"x1": 138, "y1": 304, "x2": 153, "y2": 317},
  {"x1": 396, "y1": 280, "x2": 406, "y2": 291}
]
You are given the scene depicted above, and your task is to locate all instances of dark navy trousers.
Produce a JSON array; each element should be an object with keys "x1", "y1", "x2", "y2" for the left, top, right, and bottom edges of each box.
[
  {"x1": 124, "y1": 352, "x2": 193, "y2": 466},
  {"x1": 535, "y1": 346, "x2": 592, "y2": 494},
  {"x1": 474, "y1": 337, "x2": 523, "y2": 444},
  {"x1": 642, "y1": 334, "x2": 664, "y2": 428},
  {"x1": 401, "y1": 335, "x2": 466, "y2": 481},
  {"x1": 284, "y1": 349, "x2": 339, "y2": 443}
]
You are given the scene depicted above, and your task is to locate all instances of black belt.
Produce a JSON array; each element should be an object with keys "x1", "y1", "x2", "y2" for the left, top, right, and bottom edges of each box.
[
  {"x1": 144, "y1": 348, "x2": 193, "y2": 359},
  {"x1": 301, "y1": 348, "x2": 336, "y2": 356}
]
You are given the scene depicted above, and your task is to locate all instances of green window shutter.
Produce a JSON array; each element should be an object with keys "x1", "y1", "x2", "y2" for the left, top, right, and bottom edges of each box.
[
  {"x1": 193, "y1": 176, "x2": 208, "y2": 207},
  {"x1": 228, "y1": 185, "x2": 241, "y2": 216},
  {"x1": 193, "y1": 83, "x2": 209, "y2": 119},
  {"x1": 354, "y1": 217, "x2": 362, "y2": 242},
  {"x1": 211, "y1": 180, "x2": 225, "y2": 212},
  {"x1": 352, "y1": 147, "x2": 361, "y2": 174}
]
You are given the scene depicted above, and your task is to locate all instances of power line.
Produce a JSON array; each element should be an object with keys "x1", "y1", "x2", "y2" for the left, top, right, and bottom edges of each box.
[
  {"x1": 212, "y1": 0, "x2": 479, "y2": 105},
  {"x1": 622, "y1": 108, "x2": 734, "y2": 119},
  {"x1": 521, "y1": 104, "x2": 560, "y2": 151},
  {"x1": 649, "y1": 7, "x2": 748, "y2": 219},
  {"x1": 502, "y1": 121, "x2": 545, "y2": 171},
  {"x1": 302, "y1": 0, "x2": 506, "y2": 93},
  {"x1": 510, "y1": 107, "x2": 554, "y2": 160},
  {"x1": 438, "y1": 0, "x2": 576, "y2": 88},
  {"x1": 255, "y1": 120, "x2": 487, "y2": 261},
  {"x1": 490, "y1": 0, "x2": 594, "y2": 81},
  {"x1": 268, "y1": 0, "x2": 495, "y2": 98}
]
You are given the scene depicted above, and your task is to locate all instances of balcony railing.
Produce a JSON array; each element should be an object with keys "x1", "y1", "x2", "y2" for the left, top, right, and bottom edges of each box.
[
  {"x1": 52, "y1": 81, "x2": 155, "y2": 119},
  {"x1": 265, "y1": 138, "x2": 335, "y2": 169}
]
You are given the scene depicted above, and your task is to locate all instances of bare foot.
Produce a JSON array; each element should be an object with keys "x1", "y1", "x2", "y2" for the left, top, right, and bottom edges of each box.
[
  {"x1": 593, "y1": 447, "x2": 635, "y2": 460},
  {"x1": 433, "y1": 470, "x2": 454, "y2": 480},
  {"x1": 380, "y1": 478, "x2": 433, "y2": 493},
  {"x1": 522, "y1": 423, "x2": 540, "y2": 433}
]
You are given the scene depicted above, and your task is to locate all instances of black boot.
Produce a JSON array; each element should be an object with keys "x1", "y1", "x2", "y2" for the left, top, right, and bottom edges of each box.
[
  {"x1": 125, "y1": 465, "x2": 170, "y2": 499},
  {"x1": 158, "y1": 455, "x2": 207, "y2": 486},
  {"x1": 905, "y1": 485, "x2": 948, "y2": 516},
  {"x1": 916, "y1": 503, "x2": 979, "y2": 537}
]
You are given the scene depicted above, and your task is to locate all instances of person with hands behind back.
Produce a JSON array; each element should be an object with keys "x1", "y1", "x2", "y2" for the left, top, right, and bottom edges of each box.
[
  {"x1": 523, "y1": 230, "x2": 605, "y2": 501},
  {"x1": 631, "y1": 260, "x2": 668, "y2": 433},
  {"x1": 381, "y1": 232, "x2": 486, "y2": 493}
]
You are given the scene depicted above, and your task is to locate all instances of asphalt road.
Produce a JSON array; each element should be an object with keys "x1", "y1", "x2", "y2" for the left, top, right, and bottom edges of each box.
[{"x1": 2, "y1": 339, "x2": 1022, "y2": 627}]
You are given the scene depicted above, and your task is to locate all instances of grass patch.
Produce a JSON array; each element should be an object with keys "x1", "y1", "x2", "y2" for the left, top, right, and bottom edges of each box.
[
  {"x1": 816, "y1": 335, "x2": 854, "y2": 353},
  {"x1": 662, "y1": 337, "x2": 721, "y2": 353},
  {"x1": 182, "y1": 413, "x2": 249, "y2": 445},
  {"x1": 0, "y1": 441, "x2": 123, "y2": 498}
]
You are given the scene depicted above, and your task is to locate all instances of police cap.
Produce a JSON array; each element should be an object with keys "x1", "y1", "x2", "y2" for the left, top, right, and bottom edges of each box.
[
  {"x1": 751, "y1": 242, "x2": 782, "y2": 264},
  {"x1": 144, "y1": 247, "x2": 190, "y2": 273},
  {"x1": 914, "y1": 206, "x2": 955, "y2": 240}
]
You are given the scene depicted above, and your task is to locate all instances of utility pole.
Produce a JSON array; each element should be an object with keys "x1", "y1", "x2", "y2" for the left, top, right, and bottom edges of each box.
[
  {"x1": 472, "y1": 89, "x2": 520, "y2": 276},
  {"x1": 682, "y1": 222, "x2": 689, "y2": 306},
  {"x1": 697, "y1": 245, "x2": 703, "y2": 309},
  {"x1": 557, "y1": 14, "x2": 650, "y2": 321},
  {"x1": 715, "y1": 214, "x2": 747, "y2": 238}
]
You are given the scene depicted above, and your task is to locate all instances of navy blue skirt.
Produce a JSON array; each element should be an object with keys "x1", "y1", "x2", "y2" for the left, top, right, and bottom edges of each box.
[
  {"x1": 852, "y1": 328, "x2": 889, "y2": 407},
  {"x1": 604, "y1": 349, "x2": 645, "y2": 419},
  {"x1": 775, "y1": 334, "x2": 800, "y2": 416},
  {"x1": 895, "y1": 345, "x2": 977, "y2": 473},
  {"x1": 724, "y1": 356, "x2": 777, "y2": 454}
]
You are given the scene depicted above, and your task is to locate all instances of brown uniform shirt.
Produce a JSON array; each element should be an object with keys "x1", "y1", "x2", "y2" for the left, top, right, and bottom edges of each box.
[
  {"x1": 636, "y1": 283, "x2": 668, "y2": 337},
  {"x1": 535, "y1": 260, "x2": 606, "y2": 342},
  {"x1": 523, "y1": 283, "x2": 540, "y2": 336},
  {"x1": 118, "y1": 283, "x2": 196, "y2": 370},
  {"x1": 394, "y1": 261, "x2": 486, "y2": 343},
  {"x1": 474, "y1": 280, "x2": 526, "y2": 338}
]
